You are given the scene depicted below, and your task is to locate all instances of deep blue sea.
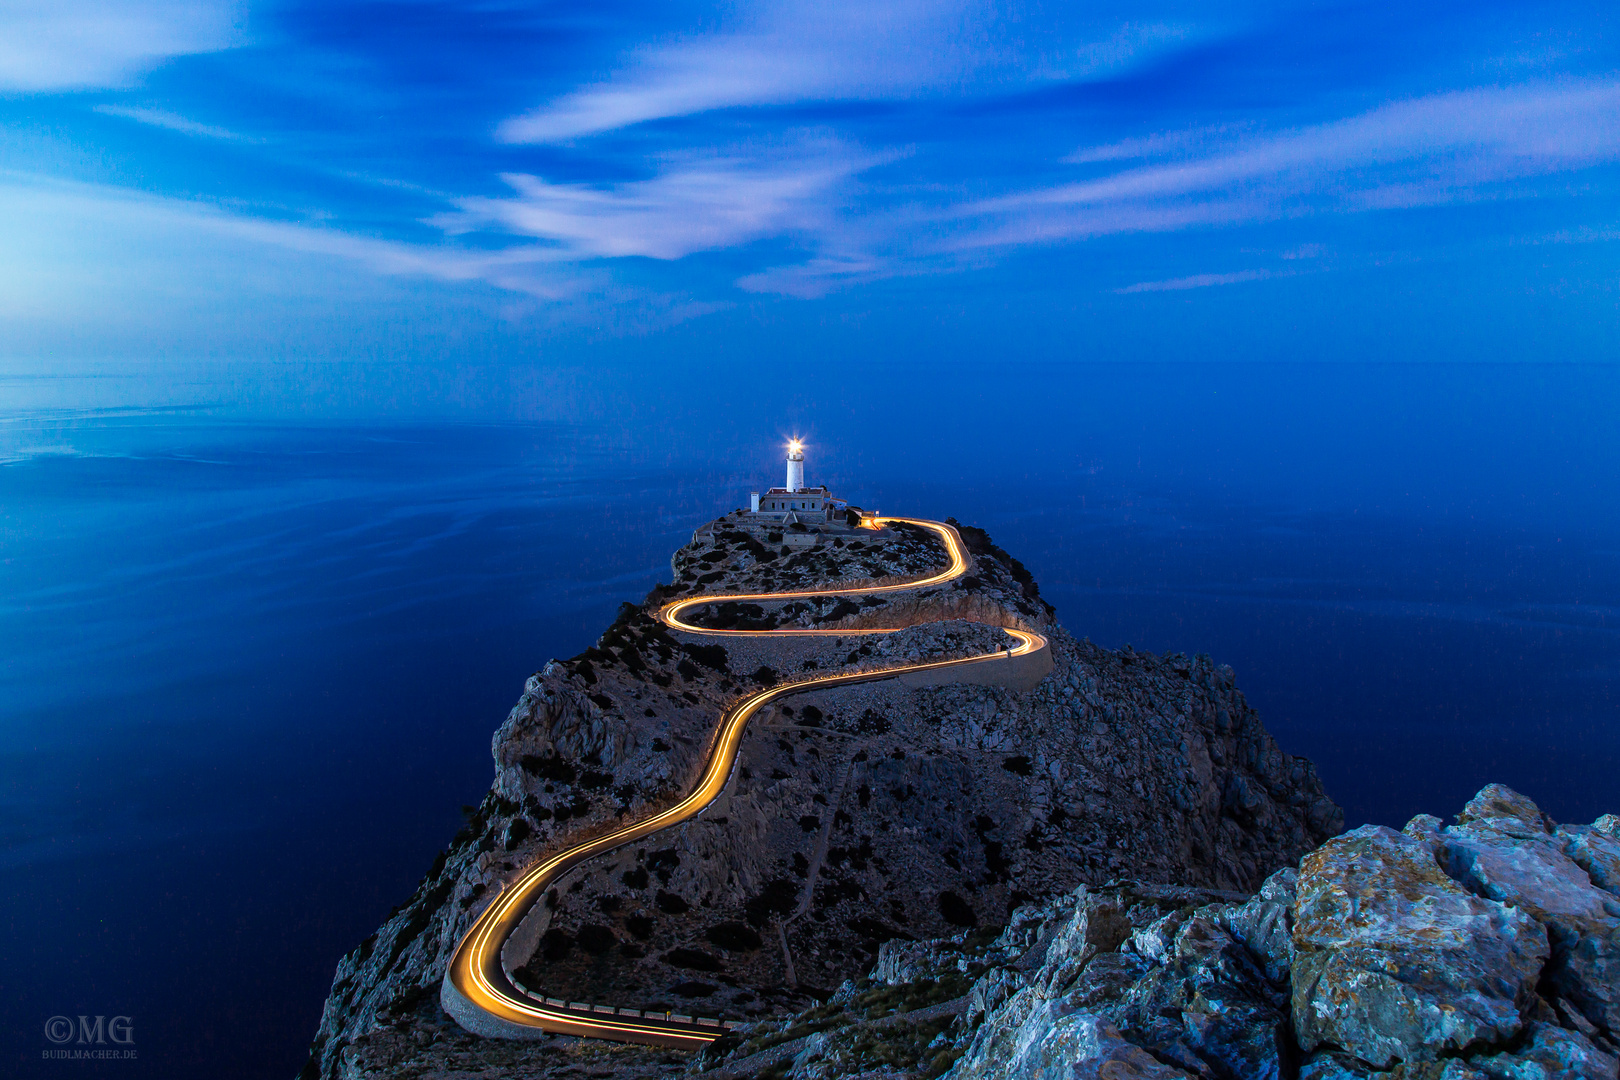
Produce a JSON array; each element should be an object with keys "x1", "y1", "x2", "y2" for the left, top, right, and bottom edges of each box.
[{"x1": 2, "y1": 361, "x2": 1616, "y2": 1079}]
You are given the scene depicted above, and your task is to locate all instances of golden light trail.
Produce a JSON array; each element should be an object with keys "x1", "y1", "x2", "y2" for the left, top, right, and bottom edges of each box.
[
  {"x1": 444, "y1": 516, "x2": 1046, "y2": 1047},
  {"x1": 660, "y1": 517, "x2": 971, "y2": 636}
]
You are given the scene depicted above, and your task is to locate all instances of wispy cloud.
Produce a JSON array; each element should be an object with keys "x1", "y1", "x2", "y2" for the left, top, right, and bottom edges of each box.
[
  {"x1": 28, "y1": 80, "x2": 1620, "y2": 312},
  {"x1": 1063, "y1": 125, "x2": 1248, "y2": 165},
  {"x1": 1114, "y1": 269, "x2": 1272, "y2": 293},
  {"x1": 93, "y1": 104, "x2": 257, "y2": 142},
  {"x1": 479, "y1": 79, "x2": 1620, "y2": 299},
  {"x1": 957, "y1": 81, "x2": 1620, "y2": 250},
  {"x1": 713, "y1": 80, "x2": 1620, "y2": 297},
  {"x1": 0, "y1": 173, "x2": 583, "y2": 307},
  {"x1": 735, "y1": 253, "x2": 895, "y2": 299},
  {"x1": 496, "y1": 1, "x2": 1202, "y2": 143},
  {"x1": 218, "y1": 218, "x2": 582, "y2": 300},
  {"x1": 0, "y1": 1, "x2": 241, "y2": 91},
  {"x1": 14, "y1": 9, "x2": 1620, "y2": 324},
  {"x1": 438, "y1": 140, "x2": 883, "y2": 261}
]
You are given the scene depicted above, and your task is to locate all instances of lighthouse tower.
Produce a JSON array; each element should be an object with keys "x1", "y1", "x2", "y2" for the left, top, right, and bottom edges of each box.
[{"x1": 785, "y1": 439, "x2": 805, "y2": 492}]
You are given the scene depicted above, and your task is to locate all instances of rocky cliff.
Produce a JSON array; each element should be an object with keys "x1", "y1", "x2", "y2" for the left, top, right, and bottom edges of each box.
[
  {"x1": 692, "y1": 783, "x2": 1618, "y2": 1080},
  {"x1": 300, "y1": 515, "x2": 1341, "y2": 1079}
]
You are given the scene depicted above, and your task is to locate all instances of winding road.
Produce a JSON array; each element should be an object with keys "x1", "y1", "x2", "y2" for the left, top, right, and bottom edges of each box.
[{"x1": 442, "y1": 516, "x2": 1049, "y2": 1048}]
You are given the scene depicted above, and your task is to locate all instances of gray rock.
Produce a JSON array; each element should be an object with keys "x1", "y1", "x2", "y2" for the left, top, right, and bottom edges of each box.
[
  {"x1": 1439, "y1": 786, "x2": 1620, "y2": 1033},
  {"x1": 1108, "y1": 913, "x2": 1291, "y2": 1079},
  {"x1": 1403, "y1": 812, "x2": 1446, "y2": 854},
  {"x1": 1299, "y1": 1051, "x2": 1495, "y2": 1079},
  {"x1": 1218, "y1": 866, "x2": 1296, "y2": 984},
  {"x1": 1297, "y1": 1050, "x2": 1381, "y2": 1079},
  {"x1": 1292, "y1": 825, "x2": 1550, "y2": 1067},
  {"x1": 874, "y1": 938, "x2": 963, "y2": 986},
  {"x1": 1457, "y1": 784, "x2": 1557, "y2": 831},
  {"x1": 952, "y1": 1002, "x2": 1194, "y2": 1080},
  {"x1": 788, "y1": 1031, "x2": 835, "y2": 1079},
  {"x1": 966, "y1": 966, "x2": 1025, "y2": 1026},
  {"x1": 950, "y1": 881, "x2": 1287, "y2": 1080},
  {"x1": 1300, "y1": 1049, "x2": 1497, "y2": 1079},
  {"x1": 1126, "y1": 908, "x2": 1190, "y2": 967},
  {"x1": 1259, "y1": 865, "x2": 1298, "y2": 905},
  {"x1": 1038, "y1": 892, "x2": 1134, "y2": 997},
  {"x1": 1473, "y1": 1021, "x2": 1620, "y2": 1080},
  {"x1": 1562, "y1": 823, "x2": 1620, "y2": 899},
  {"x1": 1058, "y1": 951, "x2": 1150, "y2": 1012}
]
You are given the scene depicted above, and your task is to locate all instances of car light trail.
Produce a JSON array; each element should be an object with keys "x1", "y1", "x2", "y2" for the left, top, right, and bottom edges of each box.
[{"x1": 445, "y1": 516, "x2": 1047, "y2": 1047}]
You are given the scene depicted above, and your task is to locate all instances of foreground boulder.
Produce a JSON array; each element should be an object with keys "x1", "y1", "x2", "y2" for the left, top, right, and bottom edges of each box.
[
  {"x1": 1430, "y1": 785, "x2": 1620, "y2": 1034},
  {"x1": 1291, "y1": 825, "x2": 1549, "y2": 1066},
  {"x1": 694, "y1": 783, "x2": 1619, "y2": 1080}
]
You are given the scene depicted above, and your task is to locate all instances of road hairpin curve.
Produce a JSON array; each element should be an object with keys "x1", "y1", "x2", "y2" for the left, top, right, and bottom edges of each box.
[{"x1": 443, "y1": 516, "x2": 1048, "y2": 1047}]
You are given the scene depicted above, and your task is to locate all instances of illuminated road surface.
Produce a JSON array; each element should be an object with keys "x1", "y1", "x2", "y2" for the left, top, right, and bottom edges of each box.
[{"x1": 444, "y1": 516, "x2": 1048, "y2": 1047}]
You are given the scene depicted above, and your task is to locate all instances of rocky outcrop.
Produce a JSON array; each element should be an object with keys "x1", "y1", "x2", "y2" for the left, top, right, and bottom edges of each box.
[
  {"x1": 1292, "y1": 825, "x2": 1549, "y2": 1066},
  {"x1": 301, "y1": 516, "x2": 1339, "y2": 1080},
  {"x1": 969, "y1": 1008, "x2": 1192, "y2": 1080},
  {"x1": 702, "y1": 784, "x2": 1616, "y2": 1080},
  {"x1": 1426, "y1": 787, "x2": 1620, "y2": 1035},
  {"x1": 945, "y1": 880, "x2": 1295, "y2": 1080}
]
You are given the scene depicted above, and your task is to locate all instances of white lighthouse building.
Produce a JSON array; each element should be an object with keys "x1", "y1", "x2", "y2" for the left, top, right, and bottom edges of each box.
[
  {"x1": 747, "y1": 440, "x2": 843, "y2": 523},
  {"x1": 690, "y1": 439, "x2": 875, "y2": 547}
]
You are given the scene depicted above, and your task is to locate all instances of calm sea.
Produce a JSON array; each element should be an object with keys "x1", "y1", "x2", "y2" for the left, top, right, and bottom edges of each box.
[{"x1": 2, "y1": 361, "x2": 1616, "y2": 1078}]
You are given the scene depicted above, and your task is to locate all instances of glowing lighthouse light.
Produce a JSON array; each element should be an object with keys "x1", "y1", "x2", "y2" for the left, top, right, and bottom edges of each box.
[{"x1": 786, "y1": 439, "x2": 805, "y2": 492}]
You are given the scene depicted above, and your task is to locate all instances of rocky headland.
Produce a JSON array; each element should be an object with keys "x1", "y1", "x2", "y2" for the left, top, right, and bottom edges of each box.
[{"x1": 302, "y1": 513, "x2": 1346, "y2": 1079}]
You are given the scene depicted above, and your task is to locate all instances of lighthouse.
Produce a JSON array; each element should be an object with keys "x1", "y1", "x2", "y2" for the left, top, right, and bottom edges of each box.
[
  {"x1": 695, "y1": 441, "x2": 874, "y2": 547},
  {"x1": 786, "y1": 439, "x2": 805, "y2": 492},
  {"x1": 744, "y1": 439, "x2": 845, "y2": 524}
]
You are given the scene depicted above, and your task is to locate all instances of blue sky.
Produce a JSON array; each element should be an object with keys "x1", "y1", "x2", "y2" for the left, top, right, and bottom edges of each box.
[{"x1": 2, "y1": 0, "x2": 1618, "y2": 364}]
